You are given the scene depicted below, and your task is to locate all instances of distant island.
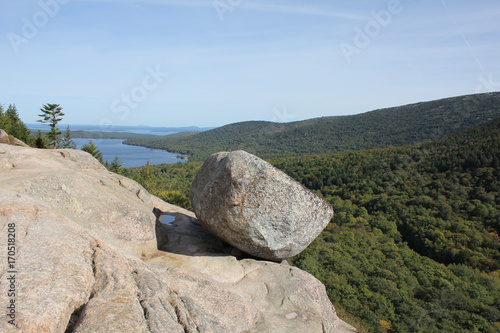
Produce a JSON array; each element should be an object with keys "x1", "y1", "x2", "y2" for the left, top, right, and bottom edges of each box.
[{"x1": 27, "y1": 124, "x2": 214, "y2": 138}]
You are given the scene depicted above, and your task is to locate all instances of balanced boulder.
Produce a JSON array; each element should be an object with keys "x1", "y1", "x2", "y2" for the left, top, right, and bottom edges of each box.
[
  {"x1": 0, "y1": 143, "x2": 355, "y2": 332},
  {"x1": 191, "y1": 150, "x2": 333, "y2": 261}
]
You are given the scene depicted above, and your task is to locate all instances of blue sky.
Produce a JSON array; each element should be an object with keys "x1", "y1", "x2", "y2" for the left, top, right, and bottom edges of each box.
[{"x1": 1, "y1": 0, "x2": 499, "y2": 128}]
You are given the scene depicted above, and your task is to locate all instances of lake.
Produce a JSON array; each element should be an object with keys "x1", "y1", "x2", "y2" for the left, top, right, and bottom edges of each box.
[{"x1": 73, "y1": 138, "x2": 185, "y2": 168}]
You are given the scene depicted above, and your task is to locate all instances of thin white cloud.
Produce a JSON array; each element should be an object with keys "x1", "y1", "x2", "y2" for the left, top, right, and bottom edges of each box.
[
  {"x1": 74, "y1": 0, "x2": 364, "y2": 20},
  {"x1": 73, "y1": 0, "x2": 212, "y2": 8},
  {"x1": 245, "y1": 2, "x2": 364, "y2": 20}
]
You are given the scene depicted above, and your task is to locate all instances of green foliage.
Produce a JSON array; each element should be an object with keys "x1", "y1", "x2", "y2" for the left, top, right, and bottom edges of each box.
[
  {"x1": 136, "y1": 160, "x2": 155, "y2": 189},
  {"x1": 81, "y1": 140, "x2": 104, "y2": 164},
  {"x1": 0, "y1": 104, "x2": 34, "y2": 145},
  {"x1": 109, "y1": 155, "x2": 122, "y2": 174},
  {"x1": 271, "y1": 140, "x2": 500, "y2": 272},
  {"x1": 123, "y1": 115, "x2": 500, "y2": 332},
  {"x1": 7, "y1": 134, "x2": 16, "y2": 145},
  {"x1": 271, "y1": 117, "x2": 500, "y2": 332},
  {"x1": 124, "y1": 92, "x2": 500, "y2": 161},
  {"x1": 157, "y1": 190, "x2": 191, "y2": 209},
  {"x1": 61, "y1": 125, "x2": 76, "y2": 149},
  {"x1": 290, "y1": 224, "x2": 500, "y2": 332},
  {"x1": 37, "y1": 103, "x2": 65, "y2": 148},
  {"x1": 34, "y1": 130, "x2": 48, "y2": 149},
  {"x1": 80, "y1": 142, "x2": 123, "y2": 174},
  {"x1": 123, "y1": 161, "x2": 202, "y2": 210}
]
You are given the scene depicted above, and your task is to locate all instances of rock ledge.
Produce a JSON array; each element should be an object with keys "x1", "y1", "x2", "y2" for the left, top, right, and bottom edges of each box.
[{"x1": 0, "y1": 143, "x2": 355, "y2": 333}]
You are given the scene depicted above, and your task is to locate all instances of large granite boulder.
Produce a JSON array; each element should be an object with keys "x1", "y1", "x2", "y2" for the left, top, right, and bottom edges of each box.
[
  {"x1": 0, "y1": 143, "x2": 356, "y2": 333},
  {"x1": 191, "y1": 150, "x2": 334, "y2": 261}
]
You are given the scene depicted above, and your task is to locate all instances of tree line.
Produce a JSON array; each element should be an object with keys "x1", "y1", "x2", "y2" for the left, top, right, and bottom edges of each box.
[
  {"x1": 128, "y1": 116, "x2": 500, "y2": 332},
  {"x1": 124, "y1": 92, "x2": 500, "y2": 161},
  {"x1": 3, "y1": 100, "x2": 499, "y2": 332},
  {"x1": 0, "y1": 102, "x2": 122, "y2": 173}
]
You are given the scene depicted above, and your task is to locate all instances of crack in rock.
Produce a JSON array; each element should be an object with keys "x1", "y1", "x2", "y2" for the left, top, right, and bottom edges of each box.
[{"x1": 64, "y1": 241, "x2": 101, "y2": 333}]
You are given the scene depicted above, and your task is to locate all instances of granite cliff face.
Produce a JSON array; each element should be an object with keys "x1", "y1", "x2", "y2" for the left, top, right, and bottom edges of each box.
[{"x1": 0, "y1": 143, "x2": 356, "y2": 333}]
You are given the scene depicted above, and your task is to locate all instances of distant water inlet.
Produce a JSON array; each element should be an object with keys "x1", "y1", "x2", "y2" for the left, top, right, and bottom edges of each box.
[{"x1": 73, "y1": 138, "x2": 185, "y2": 168}]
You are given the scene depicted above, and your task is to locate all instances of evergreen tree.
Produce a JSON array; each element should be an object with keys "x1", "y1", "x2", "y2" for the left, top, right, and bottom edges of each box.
[
  {"x1": 5, "y1": 104, "x2": 20, "y2": 122},
  {"x1": 109, "y1": 155, "x2": 122, "y2": 173},
  {"x1": 81, "y1": 140, "x2": 104, "y2": 164},
  {"x1": 61, "y1": 125, "x2": 76, "y2": 149},
  {"x1": 0, "y1": 104, "x2": 4, "y2": 129},
  {"x1": 1, "y1": 104, "x2": 34, "y2": 145},
  {"x1": 0, "y1": 105, "x2": 9, "y2": 135},
  {"x1": 137, "y1": 160, "x2": 155, "y2": 189},
  {"x1": 38, "y1": 104, "x2": 64, "y2": 148},
  {"x1": 0, "y1": 104, "x2": 12, "y2": 133},
  {"x1": 34, "y1": 130, "x2": 48, "y2": 149}
]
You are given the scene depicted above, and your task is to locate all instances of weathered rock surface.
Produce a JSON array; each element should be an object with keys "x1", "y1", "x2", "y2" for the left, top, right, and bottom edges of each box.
[
  {"x1": 191, "y1": 150, "x2": 334, "y2": 261},
  {"x1": 0, "y1": 143, "x2": 355, "y2": 333},
  {"x1": 0, "y1": 129, "x2": 28, "y2": 147}
]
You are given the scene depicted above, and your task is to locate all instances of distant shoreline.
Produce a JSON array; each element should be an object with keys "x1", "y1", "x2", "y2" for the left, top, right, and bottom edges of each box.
[
  {"x1": 72, "y1": 138, "x2": 186, "y2": 168},
  {"x1": 27, "y1": 123, "x2": 214, "y2": 136}
]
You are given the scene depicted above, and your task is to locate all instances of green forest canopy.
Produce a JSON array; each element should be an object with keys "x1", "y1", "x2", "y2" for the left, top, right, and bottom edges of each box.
[
  {"x1": 127, "y1": 116, "x2": 500, "y2": 332},
  {"x1": 3, "y1": 95, "x2": 500, "y2": 331},
  {"x1": 124, "y1": 92, "x2": 500, "y2": 161}
]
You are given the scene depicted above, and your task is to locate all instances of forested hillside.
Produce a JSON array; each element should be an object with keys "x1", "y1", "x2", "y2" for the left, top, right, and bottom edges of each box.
[
  {"x1": 274, "y1": 116, "x2": 500, "y2": 332},
  {"x1": 127, "y1": 115, "x2": 500, "y2": 332},
  {"x1": 0, "y1": 104, "x2": 34, "y2": 145},
  {"x1": 125, "y1": 92, "x2": 500, "y2": 161}
]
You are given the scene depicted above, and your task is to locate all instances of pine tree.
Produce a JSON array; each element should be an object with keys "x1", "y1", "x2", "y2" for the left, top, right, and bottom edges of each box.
[
  {"x1": 0, "y1": 107, "x2": 12, "y2": 134},
  {"x1": 34, "y1": 130, "x2": 48, "y2": 149},
  {"x1": 2, "y1": 104, "x2": 34, "y2": 145},
  {"x1": 0, "y1": 104, "x2": 7, "y2": 131},
  {"x1": 138, "y1": 160, "x2": 155, "y2": 189},
  {"x1": 81, "y1": 140, "x2": 104, "y2": 164},
  {"x1": 109, "y1": 155, "x2": 122, "y2": 173},
  {"x1": 61, "y1": 125, "x2": 76, "y2": 149},
  {"x1": 5, "y1": 104, "x2": 21, "y2": 122},
  {"x1": 38, "y1": 104, "x2": 64, "y2": 148}
]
